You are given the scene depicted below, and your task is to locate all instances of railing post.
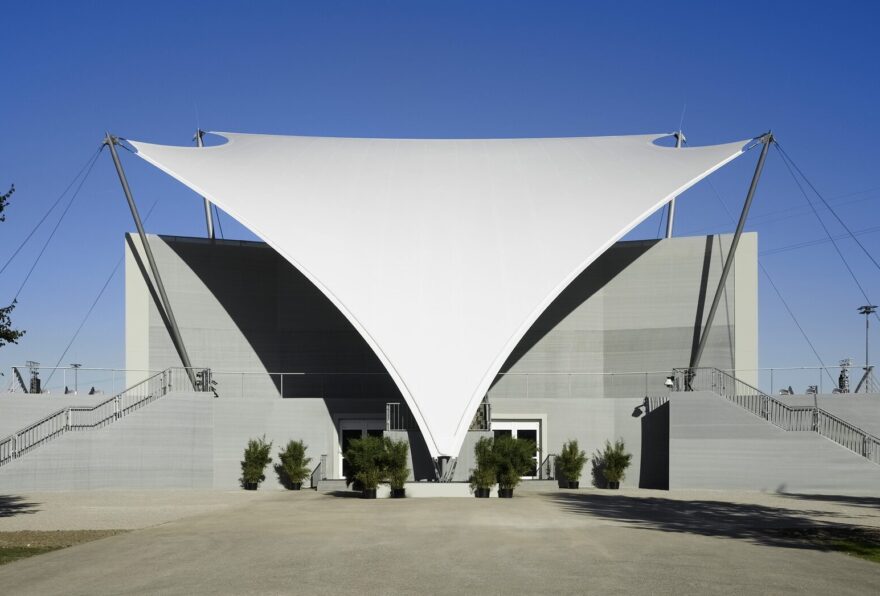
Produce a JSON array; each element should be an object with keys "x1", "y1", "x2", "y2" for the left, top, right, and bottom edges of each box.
[
  {"x1": 66, "y1": 408, "x2": 71, "y2": 430},
  {"x1": 280, "y1": 374, "x2": 284, "y2": 399}
]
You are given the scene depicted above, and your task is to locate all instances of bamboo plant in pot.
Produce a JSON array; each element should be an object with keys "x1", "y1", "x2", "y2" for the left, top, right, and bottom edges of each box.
[
  {"x1": 241, "y1": 436, "x2": 273, "y2": 490},
  {"x1": 492, "y1": 435, "x2": 535, "y2": 498},
  {"x1": 557, "y1": 439, "x2": 588, "y2": 489},
  {"x1": 599, "y1": 439, "x2": 632, "y2": 489},
  {"x1": 384, "y1": 437, "x2": 410, "y2": 498},
  {"x1": 469, "y1": 436, "x2": 495, "y2": 498},
  {"x1": 276, "y1": 439, "x2": 312, "y2": 490},
  {"x1": 345, "y1": 435, "x2": 385, "y2": 498}
]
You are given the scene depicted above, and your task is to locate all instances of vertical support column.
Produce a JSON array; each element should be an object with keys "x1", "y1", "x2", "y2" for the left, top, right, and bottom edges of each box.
[
  {"x1": 195, "y1": 129, "x2": 215, "y2": 239},
  {"x1": 104, "y1": 133, "x2": 197, "y2": 389},
  {"x1": 664, "y1": 131, "x2": 685, "y2": 238},
  {"x1": 691, "y1": 133, "x2": 773, "y2": 370}
]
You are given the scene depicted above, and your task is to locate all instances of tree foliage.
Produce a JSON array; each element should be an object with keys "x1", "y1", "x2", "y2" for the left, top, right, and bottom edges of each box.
[
  {"x1": 276, "y1": 439, "x2": 312, "y2": 487},
  {"x1": 1, "y1": 184, "x2": 25, "y2": 348}
]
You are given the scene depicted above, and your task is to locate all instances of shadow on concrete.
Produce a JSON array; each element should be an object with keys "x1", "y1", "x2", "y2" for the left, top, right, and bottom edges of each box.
[
  {"x1": 0, "y1": 495, "x2": 40, "y2": 517},
  {"x1": 495, "y1": 239, "x2": 658, "y2": 375},
  {"x1": 325, "y1": 490, "x2": 363, "y2": 499},
  {"x1": 551, "y1": 492, "x2": 866, "y2": 552},
  {"x1": 777, "y1": 492, "x2": 880, "y2": 511}
]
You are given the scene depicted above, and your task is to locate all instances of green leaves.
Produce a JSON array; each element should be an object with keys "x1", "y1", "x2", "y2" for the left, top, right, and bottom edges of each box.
[
  {"x1": 557, "y1": 439, "x2": 588, "y2": 482},
  {"x1": 277, "y1": 439, "x2": 312, "y2": 486},
  {"x1": 241, "y1": 436, "x2": 273, "y2": 486},
  {"x1": 344, "y1": 435, "x2": 410, "y2": 490}
]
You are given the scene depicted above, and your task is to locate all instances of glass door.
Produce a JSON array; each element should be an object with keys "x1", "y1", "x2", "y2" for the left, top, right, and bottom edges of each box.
[
  {"x1": 338, "y1": 420, "x2": 385, "y2": 479},
  {"x1": 493, "y1": 420, "x2": 541, "y2": 479}
]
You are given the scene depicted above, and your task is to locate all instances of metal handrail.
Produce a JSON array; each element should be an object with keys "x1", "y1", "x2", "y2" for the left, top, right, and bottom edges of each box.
[
  {"x1": 539, "y1": 453, "x2": 557, "y2": 480},
  {"x1": 0, "y1": 367, "x2": 209, "y2": 466},
  {"x1": 673, "y1": 367, "x2": 880, "y2": 465},
  {"x1": 310, "y1": 455, "x2": 326, "y2": 488}
]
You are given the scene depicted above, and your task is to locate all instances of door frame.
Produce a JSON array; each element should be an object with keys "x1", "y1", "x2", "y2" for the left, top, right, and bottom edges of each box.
[
  {"x1": 490, "y1": 413, "x2": 548, "y2": 479},
  {"x1": 335, "y1": 417, "x2": 385, "y2": 479}
]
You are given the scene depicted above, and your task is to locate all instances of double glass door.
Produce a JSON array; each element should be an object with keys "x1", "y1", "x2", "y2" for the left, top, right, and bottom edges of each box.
[
  {"x1": 339, "y1": 420, "x2": 384, "y2": 479},
  {"x1": 493, "y1": 420, "x2": 541, "y2": 478}
]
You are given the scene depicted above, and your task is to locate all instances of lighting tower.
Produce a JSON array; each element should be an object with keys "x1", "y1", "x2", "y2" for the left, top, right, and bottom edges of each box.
[
  {"x1": 70, "y1": 363, "x2": 82, "y2": 394},
  {"x1": 858, "y1": 305, "x2": 877, "y2": 393}
]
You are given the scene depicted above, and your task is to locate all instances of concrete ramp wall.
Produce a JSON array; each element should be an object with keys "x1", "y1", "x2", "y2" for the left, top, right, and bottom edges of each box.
[
  {"x1": 669, "y1": 391, "x2": 880, "y2": 493},
  {"x1": 0, "y1": 392, "x2": 213, "y2": 491}
]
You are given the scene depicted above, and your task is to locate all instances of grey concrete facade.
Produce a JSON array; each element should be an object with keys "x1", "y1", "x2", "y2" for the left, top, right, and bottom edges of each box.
[
  {"x1": 668, "y1": 390, "x2": 880, "y2": 492},
  {"x1": 116, "y1": 232, "x2": 757, "y2": 489}
]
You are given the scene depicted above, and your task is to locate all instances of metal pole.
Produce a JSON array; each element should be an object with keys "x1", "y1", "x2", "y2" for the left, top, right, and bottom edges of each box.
[
  {"x1": 691, "y1": 133, "x2": 773, "y2": 370},
  {"x1": 104, "y1": 133, "x2": 197, "y2": 389},
  {"x1": 195, "y1": 129, "x2": 215, "y2": 239},
  {"x1": 664, "y1": 131, "x2": 684, "y2": 238}
]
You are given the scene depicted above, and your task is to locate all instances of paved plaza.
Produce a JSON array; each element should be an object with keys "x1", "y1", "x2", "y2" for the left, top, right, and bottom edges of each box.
[{"x1": 1, "y1": 488, "x2": 879, "y2": 595}]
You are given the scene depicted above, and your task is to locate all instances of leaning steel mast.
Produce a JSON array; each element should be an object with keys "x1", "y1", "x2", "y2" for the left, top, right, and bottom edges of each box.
[{"x1": 104, "y1": 133, "x2": 197, "y2": 388}]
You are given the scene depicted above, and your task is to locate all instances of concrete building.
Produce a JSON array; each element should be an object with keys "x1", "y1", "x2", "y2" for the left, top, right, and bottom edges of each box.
[
  {"x1": 120, "y1": 231, "x2": 757, "y2": 488},
  {"x1": 2, "y1": 131, "x2": 878, "y2": 493}
]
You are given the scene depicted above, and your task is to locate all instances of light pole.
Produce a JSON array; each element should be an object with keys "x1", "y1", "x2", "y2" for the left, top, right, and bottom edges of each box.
[
  {"x1": 858, "y1": 305, "x2": 876, "y2": 392},
  {"x1": 70, "y1": 363, "x2": 82, "y2": 394}
]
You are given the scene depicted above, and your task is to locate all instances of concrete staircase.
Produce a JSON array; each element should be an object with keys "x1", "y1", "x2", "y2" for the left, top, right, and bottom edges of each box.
[{"x1": 668, "y1": 390, "x2": 880, "y2": 492}]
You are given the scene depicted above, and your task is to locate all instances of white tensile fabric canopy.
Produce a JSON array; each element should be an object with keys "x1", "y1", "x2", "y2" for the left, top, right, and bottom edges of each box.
[{"x1": 129, "y1": 132, "x2": 753, "y2": 458}]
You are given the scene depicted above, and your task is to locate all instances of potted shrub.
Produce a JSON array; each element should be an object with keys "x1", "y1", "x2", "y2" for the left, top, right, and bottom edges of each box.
[
  {"x1": 492, "y1": 435, "x2": 535, "y2": 498},
  {"x1": 599, "y1": 439, "x2": 632, "y2": 489},
  {"x1": 557, "y1": 439, "x2": 588, "y2": 489},
  {"x1": 276, "y1": 439, "x2": 312, "y2": 490},
  {"x1": 241, "y1": 436, "x2": 273, "y2": 490},
  {"x1": 384, "y1": 437, "x2": 410, "y2": 498},
  {"x1": 345, "y1": 435, "x2": 385, "y2": 499},
  {"x1": 469, "y1": 436, "x2": 495, "y2": 498}
]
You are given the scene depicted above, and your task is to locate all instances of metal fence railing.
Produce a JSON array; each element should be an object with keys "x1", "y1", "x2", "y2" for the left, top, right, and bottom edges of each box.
[
  {"x1": 310, "y1": 455, "x2": 327, "y2": 488},
  {"x1": 673, "y1": 367, "x2": 879, "y2": 465},
  {"x1": 386, "y1": 402, "x2": 415, "y2": 431},
  {"x1": 0, "y1": 367, "x2": 210, "y2": 466}
]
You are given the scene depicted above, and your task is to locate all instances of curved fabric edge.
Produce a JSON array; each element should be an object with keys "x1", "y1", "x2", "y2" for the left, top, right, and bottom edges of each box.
[
  {"x1": 129, "y1": 132, "x2": 755, "y2": 460},
  {"x1": 129, "y1": 141, "x2": 443, "y2": 457},
  {"x1": 444, "y1": 138, "x2": 752, "y2": 459}
]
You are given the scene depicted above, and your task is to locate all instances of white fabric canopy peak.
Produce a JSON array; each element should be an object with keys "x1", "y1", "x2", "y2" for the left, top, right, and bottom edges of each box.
[{"x1": 128, "y1": 132, "x2": 753, "y2": 458}]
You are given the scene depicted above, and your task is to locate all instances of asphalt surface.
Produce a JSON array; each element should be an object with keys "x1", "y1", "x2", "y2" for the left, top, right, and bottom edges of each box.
[{"x1": 1, "y1": 489, "x2": 878, "y2": 595}]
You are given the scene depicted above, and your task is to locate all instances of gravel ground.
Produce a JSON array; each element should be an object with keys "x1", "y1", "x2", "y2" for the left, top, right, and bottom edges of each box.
[
  {"x1": 0, "y1": 488, "x2": 878, "y2": 595},
  {"x1": 0, "y1": 490, "x2": 277, "y2": 531}
]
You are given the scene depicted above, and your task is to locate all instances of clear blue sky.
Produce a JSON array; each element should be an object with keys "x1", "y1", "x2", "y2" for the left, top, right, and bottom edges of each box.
[{"x1": 2, "y1": 1, "x2": 879, "y2": 392}]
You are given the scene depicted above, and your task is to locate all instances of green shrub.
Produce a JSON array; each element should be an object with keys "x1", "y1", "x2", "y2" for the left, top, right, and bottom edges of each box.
[
  {"x1": 492, "y1": 434, "x2": 535, "y2": 490},
  {"x1": 597, "y1": 439, "x2": 632, "y2": 485},
  {"x1": 241, "y1": 436, "x2": 273, "y2": 487},
  {"x1": 469, "y1": 436, "x2": 496, "y2": 491},
  {"x1": 345, "y1": 435, "x2": 386, "y2": 490},
  {"x1": 384, "y1": 437, "x2": 410, "y2": 490},
  {"x1": 276, "y1": 440, "x2": 312, "y2": 488},
  {"x1": 557, "y1": 439, "x2": 588, "y2": 482}
]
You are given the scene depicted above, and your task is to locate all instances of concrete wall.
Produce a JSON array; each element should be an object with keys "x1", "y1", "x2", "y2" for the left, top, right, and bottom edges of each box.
[
  {"x1": 668, "y1": 391, "x2": 880, "y2": 492},
  {"x1": 114, "y1": 232, "x2": 760, "y2": 489},
  {"x1": 0, "y1": 393, "x2": 107, "y2": 437},
  {"x1": 0, "y1": 392, "x2": 213, "y2": 491}
]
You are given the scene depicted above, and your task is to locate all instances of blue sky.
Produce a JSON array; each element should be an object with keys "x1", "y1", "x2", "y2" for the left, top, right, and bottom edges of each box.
[{"x1": 1, "y1": 1, "x2": 879, "y2": 392}]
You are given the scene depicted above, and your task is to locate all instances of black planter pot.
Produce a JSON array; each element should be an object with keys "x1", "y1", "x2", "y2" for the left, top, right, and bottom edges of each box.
[
  {"x1": 607, "y1": 481, "x2": 620, "y2": 490},
  {"x1": 244, "y1": 481, "x2": 258, "y2": 491},
  {"x1": 391, "y1": 488, "x2": 406, "y2": 499},
  {"x1": 474, "y1": 487, "x2": 491, "y2": 498},
  {"x1": 498, "y1": 488, "x2": 514, "y2": 498},
  {"x1": 290, "y1": 482, "x2": 302, "y2": 491},
  {"x1": 362, "y1": 488, "x2": 378, "y2": 499},
  {"x1": 568, "y1": 481, "x2": 579, "y2": 489}
]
